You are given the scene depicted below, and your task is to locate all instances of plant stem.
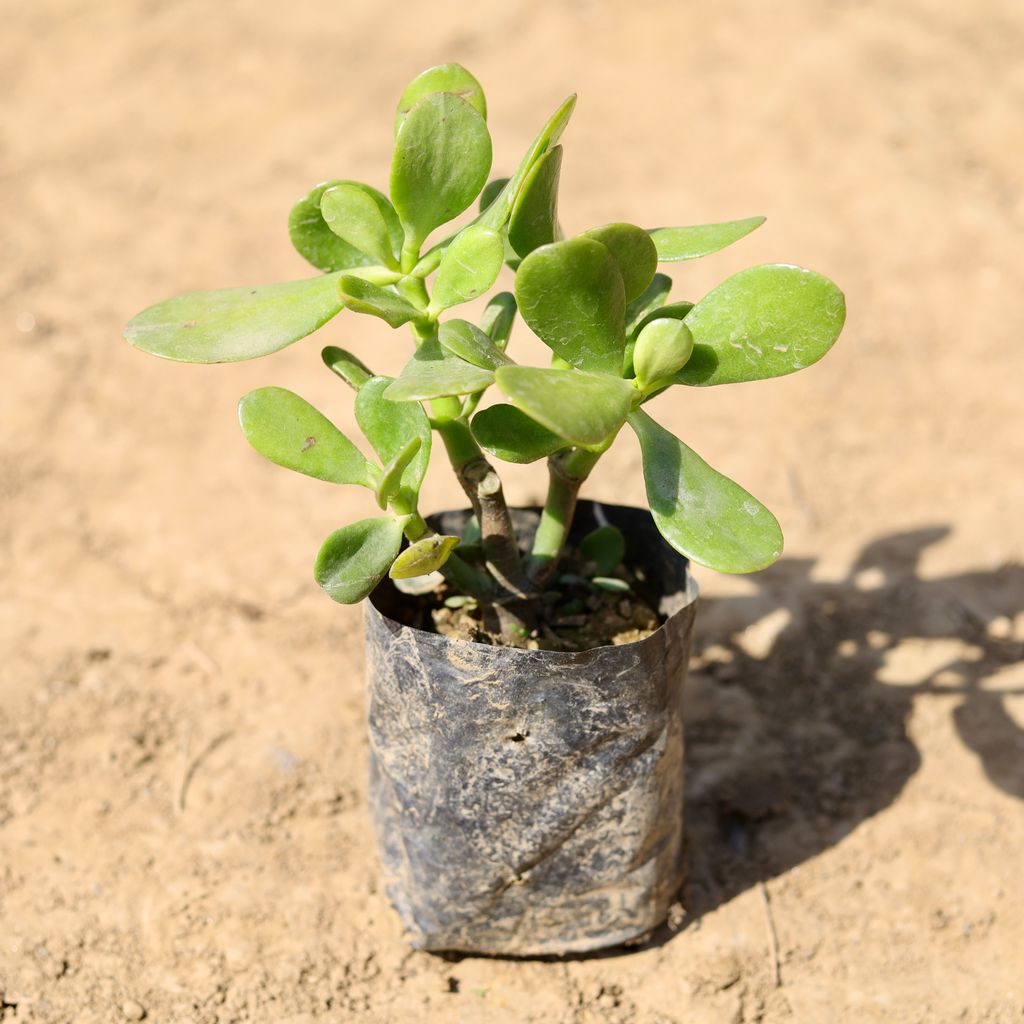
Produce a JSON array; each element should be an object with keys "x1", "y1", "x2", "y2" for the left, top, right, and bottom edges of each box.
[
  {"x1": 435, "y1": 418, "x2": 526, "y2": 592},
  {"x1": 528, "y1": 444, "x2": 607, "y2": 585}
]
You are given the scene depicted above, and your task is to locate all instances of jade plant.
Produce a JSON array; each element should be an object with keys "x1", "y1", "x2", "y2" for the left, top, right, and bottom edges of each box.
[{"x1": 125, "y1": 63, "x2": 845, "y2": 641}]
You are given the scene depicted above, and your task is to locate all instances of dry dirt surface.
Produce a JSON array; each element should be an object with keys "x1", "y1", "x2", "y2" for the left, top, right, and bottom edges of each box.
[{"x1": 2, "y1": 1, "x2": 1023, "y2": 1021}]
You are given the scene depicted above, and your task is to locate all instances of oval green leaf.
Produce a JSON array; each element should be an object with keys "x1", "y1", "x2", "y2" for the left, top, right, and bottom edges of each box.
[
  {"x1": 429, "y1": 226, "x2": 504, "y2": 314},
  {"x1": 508, "y1": 145, "x2": 563, "y2": 258},
  {"x1": 628, "y1": 408, "x2": 783, "y2": 573},
  {"x1": 514, "y1": 237, "x2": 625, "y2": 375},
  {"x1": 389, "y1": 534, "x2": 461, "y2": 580},
  {"x1": 580, "y1": 525, "x2": 625, "y2": 576},
  {"x1": 582, "y1": 224, "x2": 658, "y2": 304},
  {"x1": 126, "y1": 273, "x2": 345, "y2": 364},
  {"x1": 495, "y1": 366, "x2": 635, "y2": 446},
  {"x1": 438, "y1": 319, "x2": 511, "y2": 369},
  {"x1": 649, "y1": 216, "x2": 766, "y2": 262},
  {"x1": 633, "y1": 319, "x2": 694, "y2": 388},
  {"x1": 355, "y1": 376, "x2": 432, "y2": 510},
  {"x1": 390, "y1": 92, "x2": 492, "y2": 251},
  {"x1": 480, "y1": 292, "x2": 517, "y2": 349},
  {"x1": 374, "y1": 435, "x2": 422, "y2": 510},
  {"x1": 315, "y1": 517, "x2": 405, "y2": 604},
  {"x1": 337, "y1": 276, "x2": 423, "y2": 328},
  {"x1": 238, "y1": 386, "x2": 376, "y2": 487},
  {"x1": 394, "y1": 63, "x2": 486, "y2": 135},
  {"x1": 385, "y1": 339, "x2": 495, "y2": 401},
  {"x1": 624, "y1": 300, "x2": 695, "y2": 378},
  {"x1": 625, "y1": 273, "x2": 673, "y2": 335},
  {"x1": 320, "y1": 183, "x2": 401, "y2": 270},
  {"x1": 471, "y1": 404, "x2": 565, "y2": 464},
  {"x1": 676, "y1": 264, "x2": 846, "y2": 387},
  {"x1": 322, "y1": 346, "x2": 374, "y2": 390}
]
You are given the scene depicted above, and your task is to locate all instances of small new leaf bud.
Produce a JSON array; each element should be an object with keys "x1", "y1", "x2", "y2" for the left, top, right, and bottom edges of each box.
[{"x1": 633, "y1": 318, "x2": 694, "y2": 388}]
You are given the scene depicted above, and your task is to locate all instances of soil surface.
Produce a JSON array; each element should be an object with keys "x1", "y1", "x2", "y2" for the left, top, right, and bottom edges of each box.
[{"x1": 3, "y1": 1, "x2": 1023, "y2": 1022}]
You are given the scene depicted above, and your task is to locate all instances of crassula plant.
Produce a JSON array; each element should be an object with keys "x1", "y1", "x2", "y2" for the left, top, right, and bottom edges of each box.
[{"x1": 125, "y1": 63, "x2": 845, "y2": 644}]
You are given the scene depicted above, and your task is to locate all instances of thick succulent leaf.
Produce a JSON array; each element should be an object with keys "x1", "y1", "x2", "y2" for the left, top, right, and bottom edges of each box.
[
  {"x1": 394, "y1": 63, "x2": 486, "y2": 135},
  {"x1": 495, "y1": 366, "x2": 635, "y2": 446},
  {"x1": 675, "y1": 264, "x2": 846, "y2": 386},
  {"x1": 479, "y1": 177, "x2": 510, "y2": 214},
  {"x1": 471, "y1": 403, "x2": 565, "y2": 463},
  {"x1": 385, "y1": 339, "x2": 495, "y2": 401},
  {"x1": 580, "y1": 525, "x2": 625, "y2": 576},
  {"x1": 429, "y1": 226, "x2": 504, "y2": 314},
  {"x1": 390, "y1": 92, "x2": 492, "y2": 251},
  {"x1": 289, "y1": 180, "x2": 401, "y2": 272},
  {"x1": 477, "y1": 94, "x2": 576, "y2": 233},
  {"x1": 315, "y1": 517, "x2": 405, "y2": 603},
  {"x1": 237, "y1": 386, "x2": 375, "y2": 487},
  {"x1": 582, "y1": 224, "x2": 658, "y2": 304},
  {"x1": 337, "y1": 276, "x2": 423, "y2": 328},
  {"x1": 480, "y1": 291, "x2": 517, "y2": 349},
  {"x1": 508, "y1": 145, "x2": 562, "y2": 258},
  {"x1": 322, "y1": 346, "x2": 373, "y2": 390},
  {"x1": 355, "y1": 376, "x2": 431, "y2": 508},
  {"x1": 389, "y1": 534, "x2": 461, "y2": 580},
  {"x1": 374, "y1": 436, "x2": 422, "y2": 510},
  {"x1": 629, "y1": 408, "x2": 783, "y2": 573},
  {"x1": 649, "y1": 216, "x2": 766, "y2": 262},
  {"x1": 320, "y1": 183, "x2": 401, "y2": 270},
  {"x1": 625, "y1": 273, "x2": 672, "y2": 334},
  {"x1": 438, "y1": 319, "x2": 511, "y2": 369},
  {"x1": 633, "y1": 319, "x2": 694, "y2": 387},
  {"x1": 624, "y1": 300, "x2": 695, "y2": 377},
  {"x1": 514, "y1": 237, "x2": 625, "y2": 375},
  {"x1": 126, "y1": 273, "x2": 345, "y2": 364}
]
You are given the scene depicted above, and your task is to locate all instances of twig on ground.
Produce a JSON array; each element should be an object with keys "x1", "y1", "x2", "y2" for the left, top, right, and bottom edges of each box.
[
  {"x1": 178, "y1": 731, "x2": 233, "y2": 812},
  {"x1": 758, "y1": 880, "x2": 782, "y2": 988}
]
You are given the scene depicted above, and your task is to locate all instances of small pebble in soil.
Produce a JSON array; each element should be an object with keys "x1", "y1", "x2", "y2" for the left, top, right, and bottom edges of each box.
[{"x1": 121, "y1": 999, "x2": 146, "y2": 1021}]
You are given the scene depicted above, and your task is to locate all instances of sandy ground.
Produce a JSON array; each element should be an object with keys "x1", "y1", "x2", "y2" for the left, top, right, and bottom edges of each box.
[{"x1": 2, "y1": 0, "x2": 1023, "y2": 1020}]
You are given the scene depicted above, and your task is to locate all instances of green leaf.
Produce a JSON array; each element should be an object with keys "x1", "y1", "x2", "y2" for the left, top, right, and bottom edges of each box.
[
  {"x1": 478, "y1": 94, "x2": 576, "y2": 233},
  {"x1": 649, "y1": 216, "x2": 766, "y2": 262},
  {"x1": 633, "y1": 319, "x2": 694, "y2": 387},
  {"x1": 390, "y1": 92, "x2": 492, "y2": 251},
  {"x1": 582, "y1": 224, "x2": 658, "y2": 304},
  {"x1": 337, "y1": 276, "x2": 423, "y2": 328},
  {"x1": 320, "y1": 183, "x2": 401, "y2": 270},
  {"x1": 374, "y1": 436, "x2": 422, "y2": 510},
  {"x1": 429, "y1": 226, "x2": 504, "y2": 314},
  {"x1": 386, "y1": 339, "x2": 495, "y2": 401},
  {"x1": 322, "y1": 346, "x2": 374, "y2": 390},
  {"x1": 289, "y1": 181, "x2": 401, "y2": 272},
  {"x1": 438, "y1": 319, "x2": 511, "y2": 369},
  {"x1": 508, "y1": 145, "x2": 563, "y2": 258},
  {"x1": 592, "y1": 576, "x2": 631, "y2": 594},
  {"x1": 394, "y1": 63, "x2": 486, "y2": 135},
  {"x1": 514, "y1": 237, "x2": 625, "y2": 375},
  {"x1": 675, "y1": 264, "x2": 846, "y2": 386},
  {"x1": 389, "y1": 534, "x2": 461, "y2": 580},
  {"x1": 580, "y1": 525, "x2": 626, "y2": 575},
  {"x1": 126, "y1": 274, "x2": 345, "y2": 364},
  {"x1": 355, "y1": 376, "x2": 431, "y2": 510},
  {"x1": 471, "y1": 404, "x2": 565, "y2": 463},
  {"x1": 237, "y1": 387, "x2": 376, "y2": 487},
  {"x1": 495, "y1": 366, "x2": 635, "y2": 446},
  {"x1": 624, "y1": 301, "x2": 694, "y2": 377},
  {"x1": 480, "y1": 292, "x2": 517, "y2": 349},
  {"x1": 315, "y1": 517, "x2": 405, "y2": 603},
  {"x1": 628, "y1": 408, "x2": 783, "y2": 573},
  {"x1": 479, "y1": 177, "x2": 510, "y2": 214},
  {"x1": 625, "y1": 273, "x2": 672, "y2": 334}
]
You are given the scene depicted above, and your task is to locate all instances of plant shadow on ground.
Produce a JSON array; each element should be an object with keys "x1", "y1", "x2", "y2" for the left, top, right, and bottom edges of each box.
[{"x1": 676, "y1": 525, "x2": 1023, "y2": 929}]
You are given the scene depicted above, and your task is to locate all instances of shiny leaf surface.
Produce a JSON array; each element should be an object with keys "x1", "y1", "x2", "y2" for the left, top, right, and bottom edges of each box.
[
  {"x1": 390, "y1": 93, "x2": 492, "y2": 250},
  {"x1": 438, "y1": 319, "x2": 511, "y2": 369},
  {"x1": 320, "y1": 183, "x2": 401, "y2": 270},
  {"x1": 321, "y1": 346, "x2": 374, "y2": 390},
  {"x1": 337, "y1": 276, "x2": 423, "y2": 328},
  {"x1": 429, "y1": 226, "x2": 504, "y2": 313},
  {"x1": 471, "y1": 403, "x2": 565, "y2": 463},
  {"x1": 315, "y1": 517, "x2": 404, "y2": 603},
  {"x1": 629, "y1": 409, "x2": 783, "y2": 573},
  {"x1": 237, "y1": 387, "x2": 375, "y2": 487},
  {"x1": 126, "y1": 274, "x2": 344, "y2": 364},
  {"x1": 495, "y1": 366, "x2": 635, "y2": 446},
  {"x1": 389, "y1": 534, "x2": 461, "y2": 579},
  {"x1": 633, "y1": 318, "x2": 694, "y2": 387},
  {"x1": 676, "y1": 264, "x2": 846, "y2": 386},
  {"x1": 394, "y1": 63, "x2": 486, "y2": 135},
  {"x1": 649, "y1": 216, "x2": 766, "y2": 261},
  {"x1": 514, "y1": 237, "x2": 625, "y2": 375}
]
